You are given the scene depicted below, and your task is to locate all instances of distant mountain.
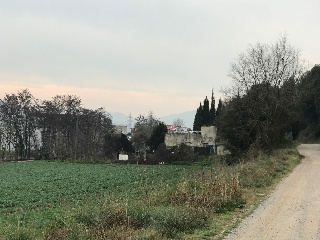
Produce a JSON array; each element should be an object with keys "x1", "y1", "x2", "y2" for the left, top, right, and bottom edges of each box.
[
  {"x1": 160, "y1": 110, "x2": 196, "y2": 129},
  {"x1": 110, "y1": 112, "x2": 129, "y2": 126},
  {"x1": 110, "y1": 110, "x2": 196, "y2": 129}
]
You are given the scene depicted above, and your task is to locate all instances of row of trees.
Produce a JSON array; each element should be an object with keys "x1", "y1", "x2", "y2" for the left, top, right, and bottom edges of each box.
[
  {"x1": 0, "y1": 90, "x2": 172, "y2": 162},
  {"x1": 4, "y1": 36, "x2": 316, "y2": 162},
  {"x1": 193, "y1": 91, "x2": 222, "y2": 131},
  {"x1": 0, "y1": 89, "x2": 115, "y2": 160},
  {"x1": 217, "y1": 36, "x2": 319, "y2": 156},
  {"x1": 297, "y1": 65, "x2": 320, "y2": 138}
]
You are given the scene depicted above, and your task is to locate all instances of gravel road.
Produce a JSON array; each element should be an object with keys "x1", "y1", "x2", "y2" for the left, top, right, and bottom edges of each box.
[{"x1": 225, "y1": 144, "x2": 320, "y2": 240}]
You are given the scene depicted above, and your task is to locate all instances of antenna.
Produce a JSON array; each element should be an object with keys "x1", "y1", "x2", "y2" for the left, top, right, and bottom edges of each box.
[{"x1": 128, "y1": 113, "x2": 133, "y2": 132}]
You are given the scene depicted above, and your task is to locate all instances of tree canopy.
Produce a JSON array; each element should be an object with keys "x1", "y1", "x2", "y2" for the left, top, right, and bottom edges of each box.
[
  {"x1": 227, "y1": 36, "x2": 303, "y2": 97},
  {"x1": 193, "y1": 90, "x2": 219, "y2": 131},
  {"x1": 219, "y1": 36, "x2": 306, "y2": 154},
  {"x1": 0, "y1": 89, "x2": 114, "y2": 161}
]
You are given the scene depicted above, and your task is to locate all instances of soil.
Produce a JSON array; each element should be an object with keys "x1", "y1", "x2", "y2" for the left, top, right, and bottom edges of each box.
[{"x1": 225, "y1": 144, "x2": 320, "y2": 240}]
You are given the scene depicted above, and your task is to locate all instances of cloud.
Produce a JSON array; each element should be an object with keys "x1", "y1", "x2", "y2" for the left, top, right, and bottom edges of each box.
[
  {"x1": 0, "y1": 0, "x2": 319, "y2": 117},
  {"x1": 0, "y1": 74, "x2": 211, "y2": 116}
]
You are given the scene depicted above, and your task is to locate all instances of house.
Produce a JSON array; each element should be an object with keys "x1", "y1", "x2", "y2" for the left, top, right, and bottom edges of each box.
[
  {"x1": 113, "y1": 125, "x2": 128, "y2": 134},
  {"x1": 166, "y1": 125, "x2": 189, "y2": 134},
  {"x1": 165, "y1": 126, "x2": 217, "y2": 152}
]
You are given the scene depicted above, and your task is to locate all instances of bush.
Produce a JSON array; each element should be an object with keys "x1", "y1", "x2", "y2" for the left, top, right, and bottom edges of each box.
[
  {"x1": 155, "y1": 143, "x2": 171, "y2": 163},
  {"x1": 170, "y1": 169, "x2": 242, "y2": 211},
  {"x1": 145, "y1": 154, "x2": 158, "y2": 165},
  {"x1": 171, "y1": 144, "x2": 197, "y2": 163},
  {"x1": 152, "y1": 207, "x2": 208, "y2": 238},
  {"x1": 239, "y1": 149, "x2": 300, "y2": 188}
]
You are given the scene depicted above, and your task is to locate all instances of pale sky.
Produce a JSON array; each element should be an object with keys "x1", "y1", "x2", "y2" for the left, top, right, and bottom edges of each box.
[{"x1": 0, "y1": 0, "x2": 319, "y2": 117}]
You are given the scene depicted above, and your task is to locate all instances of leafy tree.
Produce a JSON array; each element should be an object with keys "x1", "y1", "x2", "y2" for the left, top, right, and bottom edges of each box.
[
  {"x1": 219, "y1": 82, "x2": 300, "y2": 153},
  {"x1": 0, "y1": 89, "x2": 39, "y2": 160},
  {"x1": 149, "y1": 122, "x2": 168, "y2": 151},
  {"x1": 131, "y1": 112, "x2": 159, "y2": 161},
  {"x1": 218, "y1": 36, "x2": 304, "y2": 154},
  {"x1": 155, "y1": 143, "x2": 171, "y2": 163},
  {"x1": 104, "y1": 133, "x2": 132, "y2": 160},
  {"x1": 104, "y1": 133, "x2": 121, "y2": 159},
  {"x1": 172, "y1": 143, "x2": 197, "y2": 162},
  {"x1": 297, "y1": 65, "x2": 320, "y2": 138},
  {"x1": 217, "y1": 96, "x2": 254, "y2": 153},
  {"x1": 119, "y1": 133, "x2": 134, "y2": 154},
  {"x1": 312, "y1": 66, "x2": 320, "y2": 114}
]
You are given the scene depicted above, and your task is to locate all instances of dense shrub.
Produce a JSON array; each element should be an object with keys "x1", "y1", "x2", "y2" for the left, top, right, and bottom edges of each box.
[{"x1": 171, "y1": 144, "x2": 197, "y2": 163}]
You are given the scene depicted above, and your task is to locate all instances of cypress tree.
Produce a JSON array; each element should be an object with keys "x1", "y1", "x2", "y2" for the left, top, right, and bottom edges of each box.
[
  {"x1": 216, "y1": 98, "x2": 223, "y2": 118},
  {"x1": 193, "y1": 102, "x2": 203, "y2": 131},
  {"x1": 202, "y1": 96, "x2": 210, "y2": 126},
  {"x1": 209, "y1": 90, "x2": 216, "y2": 125}
]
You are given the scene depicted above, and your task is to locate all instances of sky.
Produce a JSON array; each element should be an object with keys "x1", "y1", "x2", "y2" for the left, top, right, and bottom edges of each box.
[{"x1": 0, "y1": 0, "x2": 319, "y2": 117}]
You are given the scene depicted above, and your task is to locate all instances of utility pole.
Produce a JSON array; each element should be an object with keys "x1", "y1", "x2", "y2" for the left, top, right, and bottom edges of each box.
[{"x1": 128, "y1": 113, "x2": 133, "y2": 133}]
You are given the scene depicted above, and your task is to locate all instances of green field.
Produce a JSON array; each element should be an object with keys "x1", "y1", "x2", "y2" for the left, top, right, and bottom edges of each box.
[
  {"x1": 0, "y1": 160, "x2": 220, "y2": 239},
  {"x1": 0, "y1": 161, "x2": 189, "y2": 212},
  {"x1": 0, "y1": 149, "x2": 301, "y2": 239}
]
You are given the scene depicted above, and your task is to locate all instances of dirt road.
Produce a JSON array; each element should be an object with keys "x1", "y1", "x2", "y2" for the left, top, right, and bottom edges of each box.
[{"x1": 225, "y1": 144, "x2": 320, "y2": 240}]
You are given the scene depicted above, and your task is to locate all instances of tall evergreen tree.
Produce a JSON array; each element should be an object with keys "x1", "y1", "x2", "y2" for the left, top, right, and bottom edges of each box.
[
  {"x1": 202, "y1": 96, "x2": 210, "y2": 126},
  {"x1": 209, "y1": 90, "x2": 216, "y2": 125},
  {"x1": 193, "y1": 102, "x2": 203, "y2": 131},
  {"x1": 216, "y1": 98, "x2": 223, "y2": 118}
]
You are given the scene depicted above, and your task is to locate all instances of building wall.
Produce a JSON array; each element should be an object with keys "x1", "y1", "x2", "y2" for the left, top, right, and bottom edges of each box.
[
  {"x1": 114, "y1": 125, "x2": 128, "y2": 134},
  {"x1": 165, "y1": 126, "x2": 217, "y2": 148}
]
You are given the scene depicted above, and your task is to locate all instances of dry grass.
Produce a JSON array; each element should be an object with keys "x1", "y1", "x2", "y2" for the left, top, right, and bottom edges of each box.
[{"x1": 170, "y1": 168, "x2": 242, "y2": 211}]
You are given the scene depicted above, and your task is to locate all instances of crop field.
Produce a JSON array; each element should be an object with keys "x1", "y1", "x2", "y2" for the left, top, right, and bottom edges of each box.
[
  {"x1": 0, "y1": 161, "x2": 190, "y2": 212},
  {"x1": 0, "y1": 149, "x2": 301, "y2": 239},
  {"x1": 0, "y1": 160, "x2": 214, "y2": 239}
]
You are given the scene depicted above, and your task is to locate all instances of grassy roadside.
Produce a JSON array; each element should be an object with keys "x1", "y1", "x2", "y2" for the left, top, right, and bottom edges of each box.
[
  {"x1": 0, "y1": 147, "x2": 301, "y2": 239},
  {"x1": 192, "y1": 147, "x2": 302, "y2": 240}
]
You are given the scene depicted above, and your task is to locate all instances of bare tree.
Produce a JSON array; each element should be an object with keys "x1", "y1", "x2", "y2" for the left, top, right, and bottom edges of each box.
[
  {"x1": 0, "y1": 89, "x2": 39, "y2": 160},
  {"x1": 227, "y1": 36, "x2": 304, "y2": 97},
  {"x1": 39, "y1": 95, "x2": 112, "y2": 160},
  {"x1": 131, "y1": 112, "x2": 159, "y2": 162},
  {"x1": 173, "y1": 118, "x2": 184, "y2": 127}
]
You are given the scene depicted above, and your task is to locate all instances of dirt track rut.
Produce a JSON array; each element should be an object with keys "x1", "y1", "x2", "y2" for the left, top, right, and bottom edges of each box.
[{"x1": 225, "y1": 144, "x2": 320, "y2": 240}]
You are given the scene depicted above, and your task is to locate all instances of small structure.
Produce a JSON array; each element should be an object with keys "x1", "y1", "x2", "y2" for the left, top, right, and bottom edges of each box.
[
  {"x1": 165, "y1": 126, "x2": 217, "y2": 151},
  {"x1": 118, "y1": 154, "x2": 129, "y2": 161},
  {"x1": 166, "y1": 125, "x2": 189, "y2": 134},
  {"x1": 216, "y1": 145, "x2": 231, "y2": 155},
  {"x1": 113, "y1": 125, "x2": 128, "y2": 134}
]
